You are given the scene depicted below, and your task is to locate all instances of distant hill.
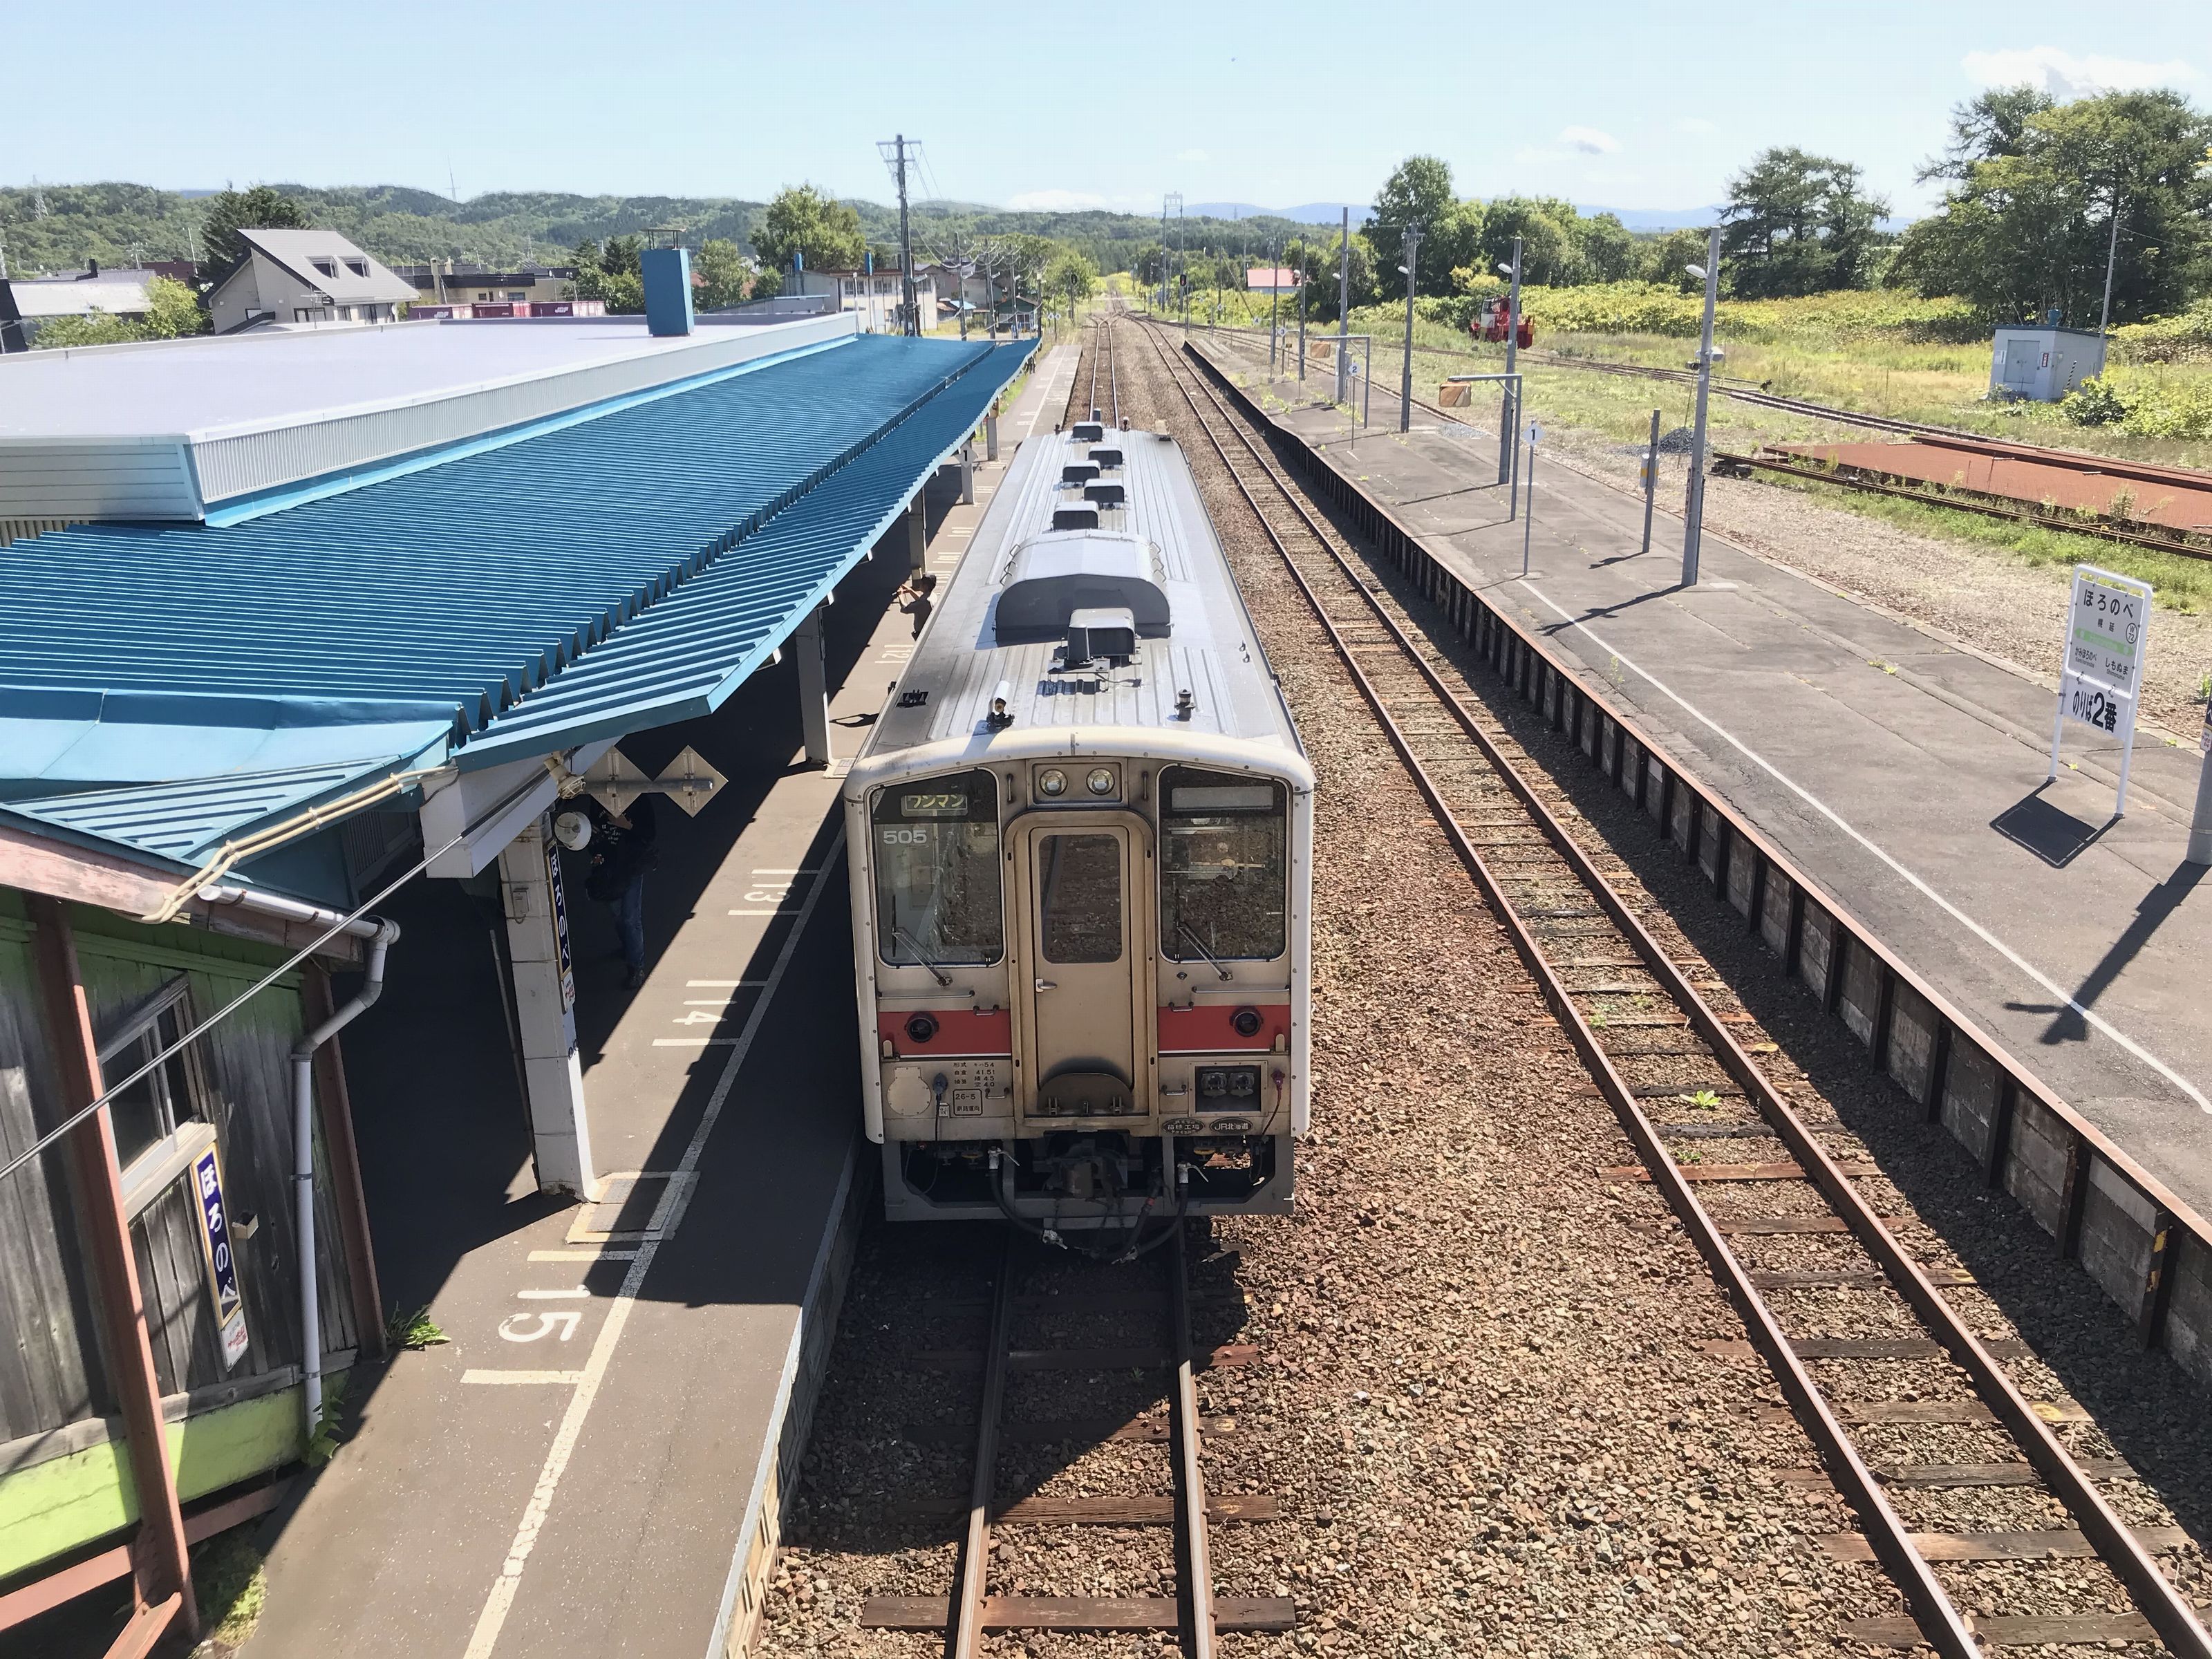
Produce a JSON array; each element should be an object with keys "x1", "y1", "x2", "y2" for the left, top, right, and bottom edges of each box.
[
  {"x1": 1189, "y1": 202, "x2": 1372, "y2": 226},
  {"x1": 0, "y1": 182, "x2": 1356, "y2": 278}
]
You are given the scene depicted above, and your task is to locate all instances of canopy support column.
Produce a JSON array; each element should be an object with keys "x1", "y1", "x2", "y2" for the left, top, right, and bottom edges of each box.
[
  {"x1": 796, "y1": 603, "x2": 832, "y2": 766},
  {"x1": 498, "y1": 818, "x2": 596, "y2": 1199},
  {"x1": 908, "y1": 495, "x2": 928, "y2": 572}
]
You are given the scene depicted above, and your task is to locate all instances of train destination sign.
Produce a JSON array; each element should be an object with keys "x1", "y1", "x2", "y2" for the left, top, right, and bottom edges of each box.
[{"x1": 2048, "y1": 563, "x2": 2154, "y2": 815}]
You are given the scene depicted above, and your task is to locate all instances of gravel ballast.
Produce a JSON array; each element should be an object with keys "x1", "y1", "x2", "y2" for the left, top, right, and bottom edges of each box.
[{"x1": 753, "y1": 319, "x2": 2212, "y2": 1658}]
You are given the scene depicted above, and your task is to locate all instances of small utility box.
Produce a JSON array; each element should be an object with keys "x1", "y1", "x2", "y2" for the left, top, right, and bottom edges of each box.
[{"x1": 1990, "y1": 326, "x2": 2105, "y2": 402}]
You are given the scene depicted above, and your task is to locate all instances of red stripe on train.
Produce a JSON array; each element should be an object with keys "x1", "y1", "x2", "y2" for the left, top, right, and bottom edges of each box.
[
  {"x1": 879, "y1": 1008, "x2": 1013, "y2": 1058},
  {"x1": 1157, "y1": 1004, "x2": 1290, "y2": 1053}
]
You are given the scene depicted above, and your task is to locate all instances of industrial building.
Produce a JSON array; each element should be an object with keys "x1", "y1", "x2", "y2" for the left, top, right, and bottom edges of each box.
[{"x1": 0, "y1": 284, "x2": 1029, "y2": 1646}]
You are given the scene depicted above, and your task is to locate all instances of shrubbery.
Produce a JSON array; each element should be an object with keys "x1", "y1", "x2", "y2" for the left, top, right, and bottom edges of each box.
[
  {"x1": 2061, "y1": 371, "x2": 2212, "y2": 438},
  {"x1": 1416, "y1": 281, "x2": 1984, "y2": 346}
]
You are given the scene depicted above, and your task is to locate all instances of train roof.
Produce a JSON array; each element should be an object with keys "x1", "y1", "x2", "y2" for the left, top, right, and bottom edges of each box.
[{"x1": 848, "y1": 424, "x2": 1307, "y2": 785}]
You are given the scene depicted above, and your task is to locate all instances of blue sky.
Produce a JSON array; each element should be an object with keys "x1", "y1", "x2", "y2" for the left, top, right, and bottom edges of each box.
[{"x1": 5, "y1": 1, "x2": 2202, "y2": 218}]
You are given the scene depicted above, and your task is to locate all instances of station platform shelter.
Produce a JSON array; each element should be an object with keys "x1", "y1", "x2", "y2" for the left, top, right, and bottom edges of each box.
[{"x1": 0, "y1": 303, "x2": 1042, "y2": 1655}]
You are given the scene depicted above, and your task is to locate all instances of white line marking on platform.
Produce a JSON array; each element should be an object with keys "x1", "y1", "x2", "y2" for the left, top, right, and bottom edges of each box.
[
  {"x1": 516, "y1": 1287, "x2": 589, "y2": 1300},
  {"x1": 727, "y1": 908, "x2": 801, "y2": 917},
  {"x1": 1517, "y1": 578, "x2": 2212, "y2": 1114},
  {"x1": 751, "y1": 868, "x2": 814, "y2": 876},
  {"x1": 653, "y1": 1037, "x2": 739, "y2": 1047},
  {"x1": 682, "y1": 997, "x2": 745, "y2": 1006},
  {"x1": 463, "y1": 832, "x2": 845, "y2": 1659},
  {"x1": 527, "y1": 1250, "x2": 637, "y2": 1262},
  {"x1": 463, "y1": 1371, "x2": 585, "y2": 1385}
]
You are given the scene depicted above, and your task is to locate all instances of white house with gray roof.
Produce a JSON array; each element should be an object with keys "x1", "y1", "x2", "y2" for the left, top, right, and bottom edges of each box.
[{"x1": 207, "y1": 228, "x2": 418, "y2": 334}]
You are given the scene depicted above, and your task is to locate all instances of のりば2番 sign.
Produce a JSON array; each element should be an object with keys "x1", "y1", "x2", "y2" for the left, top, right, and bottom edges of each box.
[
  {"x1": 191, "y1": 1143, "x2": 251, "y2": 1370},
  {"x1": 2048, "y1": 563, "x2": 2154, "y2": 815}
]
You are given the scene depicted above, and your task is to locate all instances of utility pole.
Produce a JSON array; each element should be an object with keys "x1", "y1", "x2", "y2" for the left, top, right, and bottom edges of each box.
[
  {"x1": 2098, "y1": 187, "x2": 2124, "y2": 340},
  {"x1": 1297, "y1": 264, "x2": 1308, "y2": 384},
  {"x1": 1269, "y1": 239, "x2": 1282, "y2": 376},
  {"x1": 1683, "y1": 225, "x2": 1722, "y2": 586},
  {"x1": 879, "y1": 135, "x2": 919, "y2": 336},
  {"x1": 1499, "y1": 235, "x2": 1523, "y2": 487},
  {"x1": 1335, "y1": 207, "x2": 1351, "y2": 405},
  {"x1": 1398, "y1": 223, "x2": 1422, "y2": 433}
]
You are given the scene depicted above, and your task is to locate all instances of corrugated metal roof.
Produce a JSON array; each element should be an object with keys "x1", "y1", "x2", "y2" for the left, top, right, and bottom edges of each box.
[
  {"x1": 463, "y1": 339, "x2": 1032, "y2": 764},
  {"x1": 1, "y1": 335, "x2": 1026, "y2": 788},
  {"x1": 1, "y1": 758, "x2": 413, "y2": 863}
]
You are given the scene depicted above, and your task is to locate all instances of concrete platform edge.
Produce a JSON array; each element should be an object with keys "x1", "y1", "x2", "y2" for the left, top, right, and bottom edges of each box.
[
  {"x1": 1180, "y1": 335, "x2": 2212, "y2": 1397},
  {"x1": 704, "y1": 1132, "x2": 869, "y2": 1659}
]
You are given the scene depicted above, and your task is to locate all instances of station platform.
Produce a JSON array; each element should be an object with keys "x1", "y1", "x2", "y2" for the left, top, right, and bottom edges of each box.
[
  {"x1": 1192, "y1": 330, "x2": 2212, "y2": 1223},
  {"x1": 233, "y1": 340, "x2": 1082, "y2": 1659}
]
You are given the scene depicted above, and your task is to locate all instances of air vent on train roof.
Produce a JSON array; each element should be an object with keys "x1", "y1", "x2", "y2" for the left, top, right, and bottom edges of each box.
[
  {"x1": 1071, "y1": 422, "x2": 1105, "y2": 442},
  {"x1": 1089, "y1": 448, "x2": 1124, "y2": 469},
  {"x1": 1053, "y1": 507, "x2": 1100, "y2": 529},
  {"x1": 995, "y1": 532, "x2": 1170, "y2": 644},
  {"x1": 1084, "y1": 482, "x2": 1125, "y2": 507},
  {"x1": 1061, "y1": 463, "x2": 1100, "y2": 485}
]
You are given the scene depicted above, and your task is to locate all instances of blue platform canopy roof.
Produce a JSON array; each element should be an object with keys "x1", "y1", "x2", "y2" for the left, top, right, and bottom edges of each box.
[{"x1": 1, "y1": 332, "x2": 1032, "y2": 869}]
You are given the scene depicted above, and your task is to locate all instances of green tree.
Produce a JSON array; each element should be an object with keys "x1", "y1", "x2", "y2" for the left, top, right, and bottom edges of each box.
[
  {"x1": 565, "y1": 238, "x2": 644, "y2": 313},
  {"x1": 1370, "y1": 156, "x2": 1479, "y2": 294},
  {"x1": 692, "y1": 237, "x2": 749, "y2": 309},
  {"x1": 198, "y1": 185, "x2": 310, "y2": 274},
  {"x1": 1044, "y1": 249, "x2": 1098, "y2": 326},
  {"x1": 1636, "y1": 228, "x2": 1712, "y2": 292},
  {"x1": 1571, "y1": 212, "x2": 1640, "y2": 283},
  {"x1": 1892, "y1": 86, "x2": 2212, "y2": 324},
  {"x1": 1721, "y1": 148, "x2": 1888, "y2": 297},
  {"x1": 750, "y1": 184, "x2": 865, "y2": 275},
  {"x1": 32, "y1": 275, "x2": 207, "y2": 349}
]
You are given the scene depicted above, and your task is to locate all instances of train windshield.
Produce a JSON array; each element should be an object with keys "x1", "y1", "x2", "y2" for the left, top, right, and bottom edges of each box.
[
  {"x1": 873, "y1": 769, "x2": 1004, "y2": 966},
  {"x1": 1159, "y1": 766, "x2": 1288, "y2": 962}
]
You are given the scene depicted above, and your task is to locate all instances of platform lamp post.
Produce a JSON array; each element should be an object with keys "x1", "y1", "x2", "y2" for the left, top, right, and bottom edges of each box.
[
  {"x1": 1681, "y1": 226, "x2": 1721, "y2": 586},
  {"x1": 1397, "y1": 223, "x2": 1422, "y2": 434}
]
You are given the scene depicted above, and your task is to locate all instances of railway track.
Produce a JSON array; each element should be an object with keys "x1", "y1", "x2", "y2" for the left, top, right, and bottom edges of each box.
[
  {"x1": 856, "y1": 1227, "x2": 1292, "y2": 1651},
  {"x1": 1132, "y1": 315, "x2": 2212, "y2": 1657}
]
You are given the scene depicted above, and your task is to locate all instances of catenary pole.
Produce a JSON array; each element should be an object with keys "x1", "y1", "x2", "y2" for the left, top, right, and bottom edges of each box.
[
  {"x1": 1683, "y1": 223, "x2": 1721, "y2": 585},
  {"x1": 1641, "y1": 407, "x2": 1660, "y2": 555},
  {"x1": 1499, "y1": 236, "x2": 1523, "y2": 486},
  {"x1": 1399, "y1": 224, "x2": 1421, "y2": 433},
  {"x1": 1335, "y1": 207, "x2": 1351, "y2": 404},
  {"x1": 2099, "y1": 189, "x2": 2124, "y2": 340},
  {"x1": 890, "y1": 135, "x2": 917, "y2": 337}
]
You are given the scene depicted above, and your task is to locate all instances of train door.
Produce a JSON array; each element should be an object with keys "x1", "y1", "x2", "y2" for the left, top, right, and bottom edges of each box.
[{"x1": 1011, "y1": 815, "x2": 1151, "y2": 1118}]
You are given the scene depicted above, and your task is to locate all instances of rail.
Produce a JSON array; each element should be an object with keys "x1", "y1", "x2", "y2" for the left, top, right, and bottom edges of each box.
[
  {"x1": 1141, "y1": 317, "x2": 2212, "y2": 1654},
  {"x1": 1172, "y1": 326, "x2": 2212, "y2": 1400}
]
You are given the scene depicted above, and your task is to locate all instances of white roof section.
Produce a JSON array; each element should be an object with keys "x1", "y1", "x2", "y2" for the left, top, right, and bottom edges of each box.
[
  {"x1": 233, "y1": 227, "x2": 420, "y2": 306},
  {"x1": 853, "y1": 427, "x2": 1305, "y2": 774},
  {"x1": 0, "y1": 310, "x2": 860, "y2": 523},
  {"x1": 7, "y1": 271, "x2": 160, "y2": 319}
]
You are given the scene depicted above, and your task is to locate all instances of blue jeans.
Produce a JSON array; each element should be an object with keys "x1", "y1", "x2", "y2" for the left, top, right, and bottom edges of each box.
[{"x1": 612, "y1": 878, "x2": 647, "y2": 973}]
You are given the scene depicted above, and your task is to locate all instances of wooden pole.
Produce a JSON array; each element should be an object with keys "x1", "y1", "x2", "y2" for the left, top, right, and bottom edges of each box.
[{"x1": 26, "y1": 896, "x2": 198, "y2": 1641}]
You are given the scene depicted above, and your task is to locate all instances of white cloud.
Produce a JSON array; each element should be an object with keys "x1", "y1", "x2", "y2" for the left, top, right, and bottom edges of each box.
[
  {"x1": 1560, "y1": 125, "x2": 1621, "y2": 154},
  {"x1": 1962, "y1": 46, "x2": 2199, "y2": 98},
  {"x1": 1175, "y1": 147, "x2": 1211, "y2": 163},
  {"x1": 1006, "y1": 189, "x2": 1107, "y2": 211},
  {"x1": 1674, "y1": 117, "x2": 1718, "y2": 135}
]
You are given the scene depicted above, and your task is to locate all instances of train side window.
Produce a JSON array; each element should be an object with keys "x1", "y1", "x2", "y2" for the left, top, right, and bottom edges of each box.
[
  {"x1": 873, "y1": 769, "x2": 1004, "y2": 966},
  {"x1": 1159, "y1": 767, "x2": 1287, "y2": 962},
  {"x1": 1038, "y1": 834, "x2": 1123, "y2": 963}
]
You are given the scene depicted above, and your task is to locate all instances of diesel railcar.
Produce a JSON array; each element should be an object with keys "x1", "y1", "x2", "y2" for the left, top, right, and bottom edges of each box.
[{"x1": 843, "y1": 416, "x2": 1313, "y2": 1227}]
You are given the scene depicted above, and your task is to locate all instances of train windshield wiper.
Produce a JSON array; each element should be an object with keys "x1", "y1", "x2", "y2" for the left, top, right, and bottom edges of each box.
[
  {"x1": 1178, "y1": 921, "x2": 1235, "y2": 982},
  {"x1": 892, "y1": 926, "x2": 955, "y2": 988}
]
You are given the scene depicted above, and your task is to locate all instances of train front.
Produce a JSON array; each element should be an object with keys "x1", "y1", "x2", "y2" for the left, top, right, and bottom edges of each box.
[{"x1": 843, "y1": 424, "x2": 1313, "y2": 1230}]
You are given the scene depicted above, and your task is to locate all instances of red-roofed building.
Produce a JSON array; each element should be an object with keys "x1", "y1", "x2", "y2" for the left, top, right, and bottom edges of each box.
[{"x1": 1245, "y1": 268, "x2": 1300, "y2": 294}]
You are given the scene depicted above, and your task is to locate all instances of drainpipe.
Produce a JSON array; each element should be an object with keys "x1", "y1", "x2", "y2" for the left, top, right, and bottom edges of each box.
[{"x1": 200, "y1": 885, "x2": 399, "y2": 1434}]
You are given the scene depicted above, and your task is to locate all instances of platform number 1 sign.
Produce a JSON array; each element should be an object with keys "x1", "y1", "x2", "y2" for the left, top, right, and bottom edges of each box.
[{"x1": 2048, "y1": 563, "x2": 2153, "y2": 814}]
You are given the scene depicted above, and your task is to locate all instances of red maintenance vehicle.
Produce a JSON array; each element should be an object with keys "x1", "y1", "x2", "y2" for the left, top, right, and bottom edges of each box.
[{"x1": 1471, "y1": 294, "x2": 1533, "y2": 348}]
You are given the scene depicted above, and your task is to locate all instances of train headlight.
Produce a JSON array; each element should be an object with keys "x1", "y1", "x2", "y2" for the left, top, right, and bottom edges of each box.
[
  {"x1": 1037, "y1": 768, "x2": 1068, "y2": 797},
  {"x1": 1086, "y1": 767, "x2": 1115, "y2": 796}
]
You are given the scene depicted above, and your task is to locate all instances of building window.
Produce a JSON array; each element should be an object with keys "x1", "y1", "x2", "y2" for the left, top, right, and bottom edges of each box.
[
  {"x1": 346, "y1": 258, "x2": 368, "y2": 278},
  {"x1": 312, "y1": 258, "x2": 337, "y2": 278},
  {"x1": 97, "y1": 979, "x2": 207, "y2": 1173},
  {"x1": 505, "y1": 290, "x2": 526, "y2": 301}
]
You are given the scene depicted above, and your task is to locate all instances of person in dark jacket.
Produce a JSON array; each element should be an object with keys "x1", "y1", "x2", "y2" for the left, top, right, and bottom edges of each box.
[
  {"x1": 585, "y1": 796, "x2": 659, "y2": 988},
  {"x1": 898, "y1": 573, "x2": 937, "y2": 639}
]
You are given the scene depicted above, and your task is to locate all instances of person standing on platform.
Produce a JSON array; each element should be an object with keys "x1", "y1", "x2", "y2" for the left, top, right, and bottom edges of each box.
[
  {"x1": 586, "y1": 795, "x2": 659, "y2": 989},
  {"x1": 898, "y1": 573, "x2": 937, "y2": 639}
]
